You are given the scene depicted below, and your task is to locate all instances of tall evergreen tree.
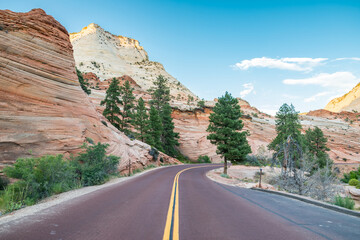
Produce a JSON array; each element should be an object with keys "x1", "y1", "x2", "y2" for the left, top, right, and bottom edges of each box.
[
  {"x1": 148, "y1": 75, "x2": 180, "y2": 156},
  {"x1": 148, "y1": 106, "x2": 163, "y2": 151},
  {"x1": 207, "y1": 92, "x2": 251, "y2": 174},
  {"x1": 100, "y1": 78, "x2": 121, "y2": 129},
  {"x1": 269, "y1": 103, "x2": 303, "y2": 151},
  {"x1": 133, "y1": 98, "x2": 151, "y2": 142},
  {"x1": 161, "y1": 104, "x2": 180, "y2": 157},
  {"x1": 76, "y1": 68, "x2": 91, "y2": 95},
  {"x1": 119, "y1": 80, "x2": 135, "y2": 134},
  {"x1": 305, "y1": 126, "x2": 330, "y2": 168},
  {"x1": 149, "y1": 75, "x2": 171, "y2": 111}
]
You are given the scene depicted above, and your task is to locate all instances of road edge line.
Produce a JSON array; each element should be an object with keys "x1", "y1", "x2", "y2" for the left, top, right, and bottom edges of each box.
[{"x1": 251, "y1": 187, "x2": 360, "y2": 218}]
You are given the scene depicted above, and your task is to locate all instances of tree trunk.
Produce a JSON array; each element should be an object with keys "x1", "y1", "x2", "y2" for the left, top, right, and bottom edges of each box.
[{"x1": 224, "y1": 157, "x2": 227, "y2": 175}]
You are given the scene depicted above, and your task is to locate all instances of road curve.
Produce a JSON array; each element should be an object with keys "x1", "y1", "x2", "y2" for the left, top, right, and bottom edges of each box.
[{"x1": 0, "y1": 164, "x2": 359, "y2": 240}]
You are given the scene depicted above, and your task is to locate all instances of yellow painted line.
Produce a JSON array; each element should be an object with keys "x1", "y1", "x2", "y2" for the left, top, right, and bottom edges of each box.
[{"x1": 162, "y1": 166, "x2": 210, "y2": 240}]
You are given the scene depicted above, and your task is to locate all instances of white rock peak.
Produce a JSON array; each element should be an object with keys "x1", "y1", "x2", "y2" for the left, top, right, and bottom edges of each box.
[{"x1": 70, "y1": 23, "x2": 197, "y2": 105}]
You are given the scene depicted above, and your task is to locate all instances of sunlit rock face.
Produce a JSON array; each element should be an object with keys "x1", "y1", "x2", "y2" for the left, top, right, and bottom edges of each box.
[
  {"x1": 0, "y1": 9, "x2": 178, "y2": 171},
  {"x1": 70, "y1": 23, "x2": 360, "y2": 165},
  {"x1": 70, "y1": 23, "x2": 198, "y2": 108},
  {"x1": 325, "y1": 83, "x2": 360, "y2": 113}
]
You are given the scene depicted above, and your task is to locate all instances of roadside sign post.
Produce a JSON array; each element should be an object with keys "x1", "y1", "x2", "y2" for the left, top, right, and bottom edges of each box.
[{"x1": 259, "y1": 168, "x2": 262, "y2": 188}]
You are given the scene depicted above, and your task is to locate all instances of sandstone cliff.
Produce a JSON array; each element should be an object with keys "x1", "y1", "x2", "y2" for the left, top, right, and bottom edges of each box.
[
  {"x1": 70, "y1": 24, "x2": 198, "y2": 109},
  {"x1": 0, "y1": 9, "x2": 178, "y2": 171},
  {"x1": 325, "y1": 82, "x2": 360, "y2": 112}
]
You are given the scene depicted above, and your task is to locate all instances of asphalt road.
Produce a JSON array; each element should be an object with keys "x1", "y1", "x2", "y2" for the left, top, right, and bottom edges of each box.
[{"x1": 0, "y1": 164, "x2": 359, "y2": 240}]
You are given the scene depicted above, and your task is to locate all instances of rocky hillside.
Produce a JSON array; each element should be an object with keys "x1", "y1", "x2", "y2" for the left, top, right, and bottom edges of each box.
[
  {"x1": 70, "y1": 24, "x2": 198, "y2": 109},
  {"x1": 0, "y1": 9, "x2": 178, "y2": 171},
  {"x1": 325, "y1": 82, "x2": 360, "y2": 112},
  {"x1": 71, "y1": 24, "x2": 360, "y2": 164}
]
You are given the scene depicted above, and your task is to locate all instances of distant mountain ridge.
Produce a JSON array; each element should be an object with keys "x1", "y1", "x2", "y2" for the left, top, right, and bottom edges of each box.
[{"x1": 325, "y1": 82, "x2": 360, "y2": 113}]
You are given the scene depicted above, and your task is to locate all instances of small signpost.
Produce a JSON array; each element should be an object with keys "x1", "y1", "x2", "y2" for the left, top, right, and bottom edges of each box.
[{"x1": 259, "y1": 168, "x2": 262, "y2": 188}]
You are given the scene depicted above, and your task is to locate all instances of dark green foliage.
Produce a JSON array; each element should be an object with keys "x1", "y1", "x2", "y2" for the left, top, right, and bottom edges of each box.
[
  {"x1": 76, "y1": 68, "x2": 91, "y2": 95},
  {"x1": 133, "y1": 98, "x2": 151, "y2": 142},
  {"x1": 160, "y1": 104, "x2": 179, "y2": 157},
  {"x1": 148, "y1": 106, "x2": 163, "y2": 151},
  {"x1": 244, "y1": 155, "x2": 271, "y2": 166},
  {"x1": 4, "y1": 155, "x2": 77, "y2": 202},
  {"x1": 101, "y1": 78, "x2": 121, "y2": 129},
  {"x1": 119, "y1": 80, "x2": 135, "y2": 134},
  {"x1": 207, "y1": 92, "x2": 252, "y2": 174},
  {"x1": 304, "y1": 126, "x2": 330, "y2": 168},
  {"x1": 197, "y1": 99, "x2": 205, "y2": 109},
  {"x1": 269, "y1": 103, "x2": 303, "y2": 152},
  {"x1": 197, "y1": 155, "x2": 211, "y2": 163},
  {"x1": 334, "y1": 195, "x2": 355, "y2": 210},
  {"x1": 148, "y1": 75, "x2": 180, "y2": 157},
  {"x1": 175, "y1": 152, "x2": 190, "y2": 163},
  {"x1": 149, "y1": 75, "x2": 171, "y2": 111},
  {"x1": 74, "y1": 143, "x2": 120, "y2": 186},
  {"x1": 341, "y1": 167, "x2": 360, "y2": 183},
  {"x1": 0, "y1": 176, "x2": 9, "y2": 190},
  {"x1": 149, "y1": 148, "x2": 159, "y2": 161}
]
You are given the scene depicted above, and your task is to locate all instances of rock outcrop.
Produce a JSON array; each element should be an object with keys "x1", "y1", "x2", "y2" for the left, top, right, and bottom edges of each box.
[
  {"x1": 325, "y1": 82, "x2": 360, "y2": 113},
  {"x1": 0, "y1": 9, "x2": 178, "y2": 171},
  {"x1": 70, "y1": 23, "x2": 198, "y2": 108}
]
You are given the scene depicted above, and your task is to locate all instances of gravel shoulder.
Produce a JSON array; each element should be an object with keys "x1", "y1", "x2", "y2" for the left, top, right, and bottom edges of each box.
[{"x1": 0, "y1": 165, "x2": 172, "y2": 225}]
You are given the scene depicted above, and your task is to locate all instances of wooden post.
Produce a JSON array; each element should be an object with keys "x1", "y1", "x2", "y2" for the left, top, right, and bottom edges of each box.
[
  {"x1": 128, "y1": 159, "x2": 131, "y2": 176},
  {"x1": 259, "y1": 168, "x2": 262, "y2": 188}
]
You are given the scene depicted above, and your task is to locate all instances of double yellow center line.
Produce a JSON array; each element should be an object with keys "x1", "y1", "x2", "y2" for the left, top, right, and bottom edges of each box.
[{"x1": 162, "y1": 166, "x2": 209, "y2": 240}]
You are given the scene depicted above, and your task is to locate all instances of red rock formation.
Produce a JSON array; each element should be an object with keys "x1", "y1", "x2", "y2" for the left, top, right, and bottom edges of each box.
[{"x1": 0, "y1": 9, "x2": 178, "y2": 170}]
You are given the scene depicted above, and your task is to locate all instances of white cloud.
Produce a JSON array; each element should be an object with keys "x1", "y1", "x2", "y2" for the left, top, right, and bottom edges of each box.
[
  {"x1": 240, "y1": 83, "x2": 254, "y2": 98},
  {"x1": 304, "y1": 92, "x2": 331, "y2": 103},
  {"x1": 335, "y1": 57, "x2": 360, "y2": 61},
  {"x1": 283, "y1": 72, "x2": 358, "y2": 92},
  {"x1": 234, "y1": 57, "x2": 327, "y2": 71}
]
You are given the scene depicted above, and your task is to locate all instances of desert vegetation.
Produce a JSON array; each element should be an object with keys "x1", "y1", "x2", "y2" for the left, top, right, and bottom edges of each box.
[
  {"x1": 0, "y1": 141, "x2": 119, "y2": 214},
  {"x1": 229, "y1": 103, "x2": 358, "y2": 210}
]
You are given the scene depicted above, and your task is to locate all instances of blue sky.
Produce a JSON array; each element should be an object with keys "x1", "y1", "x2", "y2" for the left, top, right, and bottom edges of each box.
[{"x1": 1, "y1": 0, "x2": 360, "y2": 115}]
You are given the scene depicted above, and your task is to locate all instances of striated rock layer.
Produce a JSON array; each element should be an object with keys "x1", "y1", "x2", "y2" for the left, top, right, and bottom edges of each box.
[
  {"x1": 70, "y1": 23, "x2": 198, "y2": 109},
  {"x1": 325, "y1": 82, "x2": 360, "y2": 113},
  {"x1": 0, "y1": 9, "x2": 178, "y2": 171}
]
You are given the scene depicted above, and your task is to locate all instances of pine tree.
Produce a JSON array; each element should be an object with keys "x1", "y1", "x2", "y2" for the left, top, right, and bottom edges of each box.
[
  {"x1": 207, "y1": 92, "x2": 251, "y2": 174},
  {"x1": 305, "y1": 126, "x2": 330, "y2": 168},
  {"x1": 76, "y1": 68, "x2": 91, "y2": 95},
  {"x1": 100, "y1": 78, "x2": 121, "y2": 129},
  {"x1": 148, "y1": 106, "x2": 163, "y2": 151},
  {"x1": 148, "y1": 75, "x2": 180, "y2": 156},
  {"x1": 269, "y1": 103, "x2": 303, "y2": 151},
  {"x1": 119, "y1": 80, "x2": 135, "y2": 134},
  {"x1": 149, "y1": 75, "x2": 171, "y2": 111},
  {"x1": 161, "y1": 104, "x2": 179, "y2": 157},
  {"x1": 133, "y1": 98, "x2": 151, "y2": 142}
]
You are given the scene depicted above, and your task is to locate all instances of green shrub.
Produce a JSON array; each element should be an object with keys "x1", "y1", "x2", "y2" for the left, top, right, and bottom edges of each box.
[
  {"x1": 220, "y1": 173, "x2": 230, "y2": 179},
  {"x1": 244, "y1": 155, "x2": 261, "y2": 166},
  {"x1": 356, "y1": 183, "x2": 360, "y2": 189},
  {"x1": 0, "y1": 176, "x2": 9, "y2": 190},
  {"x1": 4, "y1": 155, "x2": 78, "y2": 201},
  {"x1": 74, "y1": 143, "x2": 120, "y2": 186},
  {"x1": 333, "y1": 195, "x2": 355, "y2": 210},
  {"x1": 341, "y1": 167, "x2": 360, "y2": 183},
  {"x1": 349, "y1": 179, "x2": 360, "y2": 186},
  {"x1": 197, "y1": 155, "x2": 211, "y2": 163}
]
